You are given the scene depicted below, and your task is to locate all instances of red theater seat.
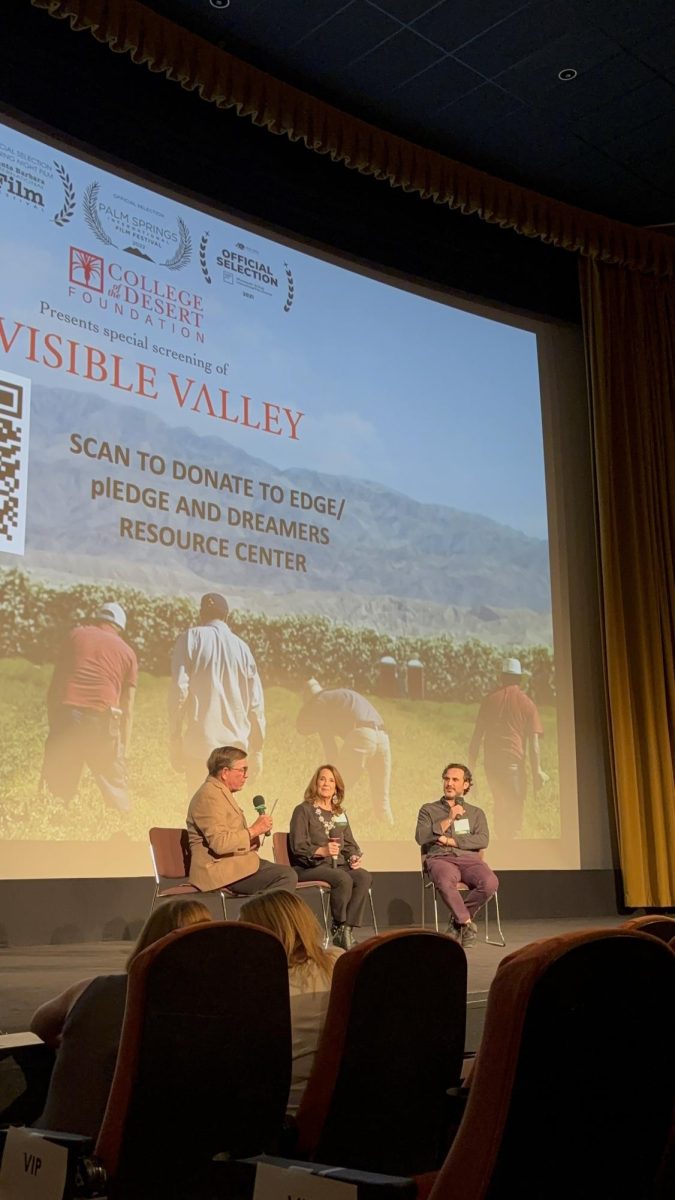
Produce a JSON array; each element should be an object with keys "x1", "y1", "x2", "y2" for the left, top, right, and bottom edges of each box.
[
  {"x1": 148, "y1": 825, "x2": 273, "y2": 918},
  {"x1": 426, "y1": 928, "x2": 675, "y2": 1200},
  {"x1": 295, "y1": 929, "x2": 467, "y2": 1175},
  {"x1": 95, "y1": 921, "x2": 292, "y2": 1197},
  {"x1": 620, "y1": 913, "x2": 675, "y2": 942}
]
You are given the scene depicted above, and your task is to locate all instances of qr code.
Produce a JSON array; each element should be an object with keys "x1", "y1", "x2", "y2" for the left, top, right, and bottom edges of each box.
[{"x1": 0, "y1": 372, "x2": 31, "y2": 556}]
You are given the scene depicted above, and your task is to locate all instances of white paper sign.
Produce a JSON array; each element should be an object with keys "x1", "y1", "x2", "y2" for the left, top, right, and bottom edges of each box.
[
  {"x1": 0, "y1": 1127, "x2": 68, "y2": 1200},
  {"x1": 254, "y1": 1162, "x2": 357, "y2": 1200},
  {"x1": 0, "y1": 1033, "x2": 43, "y2": 1050}
]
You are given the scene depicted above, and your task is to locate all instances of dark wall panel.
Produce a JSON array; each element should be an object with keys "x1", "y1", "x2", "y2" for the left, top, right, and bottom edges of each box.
[{"x1": 0, "y1": 871, "x2": 622, "y2": 947}]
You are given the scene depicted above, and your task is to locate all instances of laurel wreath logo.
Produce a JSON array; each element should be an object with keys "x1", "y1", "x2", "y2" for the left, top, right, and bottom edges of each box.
[
  {"x1": 83, "y1": 182, "x2": 117, "y2": 247},
  {"x1": 52, "y1": 162, "x2": 76, "y2": 227},
  {"x1": 284, "y1": 263, "x2": 295, "y2": 313},
  {"x1": 199, "y1": 232, "x2": 212, "y2": 284},
  {"x1": 160, "y1": 217, "x2": 192, "y2": 270}
]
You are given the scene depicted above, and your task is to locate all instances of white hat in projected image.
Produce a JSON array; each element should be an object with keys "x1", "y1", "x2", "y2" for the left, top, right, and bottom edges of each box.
[
  {"x1": 305, "y1": 677, "x2": 323, "y2": 696},
  {"x1": 96, "y1": 601, "x2": 127, "y2": 631},
  {"x1": 501, "y1": 657, "x2": 523, "y2": 676}
]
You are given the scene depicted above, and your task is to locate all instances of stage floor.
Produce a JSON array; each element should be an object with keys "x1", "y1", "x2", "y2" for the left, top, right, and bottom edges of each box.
[{"x1": 0, "y1": 915, "x2": 626, "y2": 1040}]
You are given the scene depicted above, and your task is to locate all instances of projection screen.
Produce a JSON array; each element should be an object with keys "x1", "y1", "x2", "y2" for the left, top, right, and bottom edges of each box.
[{"x1": 0, "y1": 114, "x2": 580, "y2": 878}]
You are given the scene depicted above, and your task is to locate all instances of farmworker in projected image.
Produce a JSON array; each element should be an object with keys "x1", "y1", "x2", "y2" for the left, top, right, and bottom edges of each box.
[
  {"x1": 296, "y1": 678, "x2": 394, "y2": 826},
  {"x1": 168, "y1": 592, "x2": 265, "y2": 797},
  {"x1": 288, "y1": 764, "x2": 372, "y2": 950},
  {"x1": 186, "y1": 745, "x2": 297, "y2": 894},
  {"x1": 468, "y1": 658, "x2": 549, "y2": 840},
  {"x1": 41, "y1": 601, "x2": 137, "y2": 812}
]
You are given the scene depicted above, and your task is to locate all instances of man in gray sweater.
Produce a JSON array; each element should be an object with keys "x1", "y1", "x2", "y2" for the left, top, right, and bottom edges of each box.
[{"x1": 416, "y1": 762, "x2": 498, "y2": 948}]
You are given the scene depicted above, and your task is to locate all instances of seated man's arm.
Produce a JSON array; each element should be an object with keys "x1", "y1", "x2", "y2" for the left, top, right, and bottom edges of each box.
[
  {"x1": 190, "y1": 794, "x2": 253, "y2": 858},
  {"x1": 455, "y1": 806, "x2": 490, "y2": 851},
  {"x1": 415, "y1": 805, "x2": 437, "y2": 854}
]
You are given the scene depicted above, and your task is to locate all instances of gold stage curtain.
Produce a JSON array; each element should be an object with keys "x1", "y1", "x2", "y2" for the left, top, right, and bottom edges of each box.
[
  {"x1": 580, "y1": 258, "x2": 675, "y2": 906},
  {"x1": 29, "y1": 0, "x2": 675, "y2": 279}
]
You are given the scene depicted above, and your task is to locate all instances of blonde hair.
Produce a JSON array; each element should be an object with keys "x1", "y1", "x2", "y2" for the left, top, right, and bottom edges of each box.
[
  {"x1": 126, "y1": 899, "x2": 212, "y2": 969},
  {"x1": 303, "y1": 763, "x2": 345, "y2": 814},
  {"x1": 240, "y1": 891, "x2": 335, "y2": 979}
]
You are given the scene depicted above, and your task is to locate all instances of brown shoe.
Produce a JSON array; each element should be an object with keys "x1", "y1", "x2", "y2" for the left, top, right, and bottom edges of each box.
[{"x1": 461, "y1": 920, "x2": 478, "y2": 949}]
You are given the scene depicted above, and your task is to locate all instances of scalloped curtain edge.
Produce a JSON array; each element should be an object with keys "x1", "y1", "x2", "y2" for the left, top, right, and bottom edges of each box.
[{"x1": 29, "y1": 0, "x2": 675, "y2": 279}]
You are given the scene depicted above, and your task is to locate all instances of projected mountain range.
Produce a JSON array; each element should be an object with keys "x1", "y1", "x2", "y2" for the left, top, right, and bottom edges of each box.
[{"x1": 22, "y1": 387, "x2": 551, "y2": 614}]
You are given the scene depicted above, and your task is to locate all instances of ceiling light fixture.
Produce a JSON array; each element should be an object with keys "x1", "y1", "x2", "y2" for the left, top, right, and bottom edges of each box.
[
  {"x1": 209, "y1": 0, "x2": 230, "y2": 9},
  {"x1": 558, "y1": 68, "x2": 577, "y2": 81}
]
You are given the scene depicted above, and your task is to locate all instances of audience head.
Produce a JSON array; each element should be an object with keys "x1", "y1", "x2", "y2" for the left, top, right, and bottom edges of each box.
[
  {"x1": 240, "y1": 891, "x2": 334, "y2": 976},
  {"x1": 304, "y1": 763, "x2": 345, "y2": 811},
  {"x1": 126, "y1": 899, "x2": 213, "y2": 969}
]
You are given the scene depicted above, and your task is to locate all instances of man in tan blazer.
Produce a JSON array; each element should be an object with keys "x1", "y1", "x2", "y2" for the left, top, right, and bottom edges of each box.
[{"x1": 186, "y1": 745, "x2": 297, "y2": 894}]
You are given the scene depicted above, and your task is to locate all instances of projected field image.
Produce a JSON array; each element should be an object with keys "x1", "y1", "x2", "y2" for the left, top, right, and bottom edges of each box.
[
  {"x1": 0, "y1": 664, "x2": 559, "y2": 850},
  {"x1": 0, "y1": 115, "x2": 567, "y2": 875}
]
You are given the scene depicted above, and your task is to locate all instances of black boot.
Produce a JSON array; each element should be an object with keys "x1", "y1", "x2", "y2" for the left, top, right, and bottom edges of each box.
[{"x1": 332, "y1": 923, "x2": 355, "y2": 949}]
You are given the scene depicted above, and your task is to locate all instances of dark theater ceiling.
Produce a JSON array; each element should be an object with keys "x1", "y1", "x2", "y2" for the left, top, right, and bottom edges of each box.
[{"x1": 146, "y1": 0, "x2": 675, "y2": 228}]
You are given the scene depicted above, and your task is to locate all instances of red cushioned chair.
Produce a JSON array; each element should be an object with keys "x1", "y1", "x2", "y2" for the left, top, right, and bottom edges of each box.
[
  {"x1": 94, "y1": 921, "x2": 292, "y2": 1198},
  {"x1": 273, "y1": 832, "x2": 332, "y2": 944},
  {"x1": 295, "y1": 929, "x2": 467, "y2": 1175},
  {"x1": 148, "y1": 826, "x2": 271, "y2": 918},
  {"x1": 425, "y1": 928, "x2": 675, "y2": 1200},
  {"x1": 620, "y1": 913, "x2": 675, "y2": 942}
]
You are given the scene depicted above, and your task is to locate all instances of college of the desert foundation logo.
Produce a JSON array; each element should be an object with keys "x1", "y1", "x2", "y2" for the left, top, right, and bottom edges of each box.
[{"x1": 69, "y1": 246, "x2": 104, "y2": 292}]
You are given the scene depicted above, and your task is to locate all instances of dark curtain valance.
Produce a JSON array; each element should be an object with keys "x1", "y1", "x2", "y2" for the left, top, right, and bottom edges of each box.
[{"x1": 31, "y1": 0, "x2": 675, "y2": 279}]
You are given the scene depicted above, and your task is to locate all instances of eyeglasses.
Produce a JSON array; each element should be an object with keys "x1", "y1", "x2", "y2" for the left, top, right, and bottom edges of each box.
[{"x1": 228, "y1": 765, "x2": 249, "y2": 775}]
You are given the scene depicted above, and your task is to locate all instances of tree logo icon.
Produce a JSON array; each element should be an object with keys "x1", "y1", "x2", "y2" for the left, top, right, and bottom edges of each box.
[{"x1": 69, "y1": 246, "x2": 104, "y2": 292}]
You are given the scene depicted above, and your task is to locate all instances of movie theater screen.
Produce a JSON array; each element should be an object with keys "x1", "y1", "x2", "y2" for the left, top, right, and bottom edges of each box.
[{"x1": 0, "y1": 114, "x2": 581, "y2": 878}]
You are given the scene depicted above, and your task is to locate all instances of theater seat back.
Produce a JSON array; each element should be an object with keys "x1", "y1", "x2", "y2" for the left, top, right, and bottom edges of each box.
[
  {"x1": 429, "y1": 929, "x2": 675, "y2": 1200},
  {"x1": 96, "y1": 922, "x2": 291, "y2": 1196},
  {"x1": 296, "y1": 930, "x2": 467, "y2": 1175}
]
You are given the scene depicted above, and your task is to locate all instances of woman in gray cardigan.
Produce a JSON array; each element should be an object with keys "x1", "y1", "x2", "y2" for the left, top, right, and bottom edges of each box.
[{"x1": 288, "y1": 764, "x2": 372, "y2": 949}]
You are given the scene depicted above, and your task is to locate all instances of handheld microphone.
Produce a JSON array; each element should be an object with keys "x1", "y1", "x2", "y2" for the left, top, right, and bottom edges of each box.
[{"x1": 253, "y1": 795, "x2": 277, "y2": 838}]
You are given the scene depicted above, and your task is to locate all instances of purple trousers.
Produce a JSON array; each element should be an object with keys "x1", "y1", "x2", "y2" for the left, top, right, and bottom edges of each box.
[{"x1": 426, "y1": 854, "x2": 499, "y2": 925}]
